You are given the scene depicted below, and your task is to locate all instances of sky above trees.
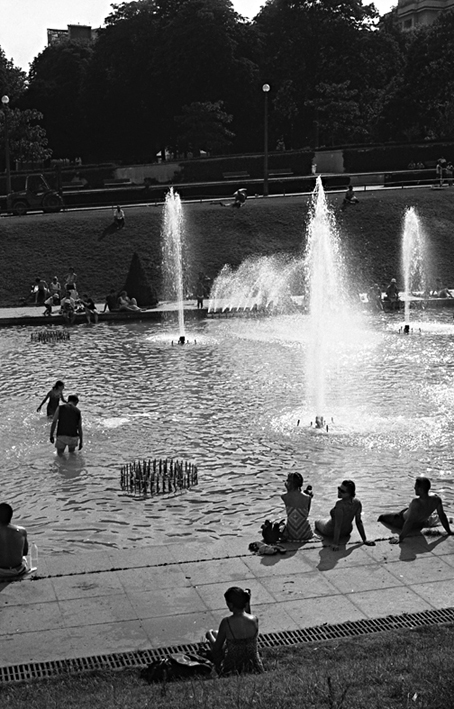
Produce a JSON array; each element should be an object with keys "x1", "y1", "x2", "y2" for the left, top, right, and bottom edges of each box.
[{"x1": 2, "y1": 0, "x2": 395, "y2": 72}]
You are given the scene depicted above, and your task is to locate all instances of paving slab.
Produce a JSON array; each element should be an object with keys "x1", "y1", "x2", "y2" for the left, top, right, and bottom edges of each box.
[{"x1": 0, "y1": 533, "x2": 453, "y2": 669}]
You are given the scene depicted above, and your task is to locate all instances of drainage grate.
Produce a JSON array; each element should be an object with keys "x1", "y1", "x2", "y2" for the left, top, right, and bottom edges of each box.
[{"x1": 1, "y1": 606, "x2": 454, "y2": 684}]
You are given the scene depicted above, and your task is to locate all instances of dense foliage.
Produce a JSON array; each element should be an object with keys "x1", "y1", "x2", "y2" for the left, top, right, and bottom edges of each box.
[{"x1": 2, "y1": 0, "x2": 454, "y2": 163}]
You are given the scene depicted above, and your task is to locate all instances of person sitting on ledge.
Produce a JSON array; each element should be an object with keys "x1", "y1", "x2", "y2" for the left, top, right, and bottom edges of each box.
[
  {"x1": 378, "y1": 476, "x2": 453, "y2": 544},
  {"x1": 81, "y1": 294, "x2": 99, "y2": 324},
  {"x1": 0, "y1": 503, "x2": 29, "y2": 578},
  {"x1": 103, "y1": 289, "x2": 119, "y2": 312},
  {"x1": 60, "y1": 293, "x2": 76, "y2": 324},
  {"x1": 280, "y1": 472, "x2": 313, "y2": 541},
  {"x1": 315, "y1": 480, "x2": 375, "y2": 551},
  {"x1": 118, "y1": 290, "x2": 141, "y2": 311},
  {"x1": 206, "y1": 587, "x2": 264, "y2": 675}
]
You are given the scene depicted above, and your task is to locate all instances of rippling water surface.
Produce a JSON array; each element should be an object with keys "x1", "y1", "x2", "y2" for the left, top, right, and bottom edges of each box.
[{"x1": 1, "y1": 310, "x2": 453, "y2": 554}]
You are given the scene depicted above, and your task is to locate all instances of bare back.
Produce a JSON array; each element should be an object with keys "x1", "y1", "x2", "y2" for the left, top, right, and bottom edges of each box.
[
  {"x1": 404, "y1": 494, "x2": 441, "y2": 525},
  {"x1": 0, "y1": 524, "x2": 28, "y2": 568}
]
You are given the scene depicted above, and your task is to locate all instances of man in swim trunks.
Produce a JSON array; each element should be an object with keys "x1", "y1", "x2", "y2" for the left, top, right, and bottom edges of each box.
[
  {"x1": 50, "y1": 395, "x2": 83, "y2": 456},
  {"x1": 0, "y1": 503, "x2": 29, "y2": 578},
  {"x1": 378, "y1": 476, "x2": 452, "y2": 543}
]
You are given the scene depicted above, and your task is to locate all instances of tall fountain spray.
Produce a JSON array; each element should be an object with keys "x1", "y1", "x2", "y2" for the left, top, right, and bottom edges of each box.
[
  {"x1": 304, "y1": 177, "x2": 347, "y2": 426},
  {"x1": 402, "y1": 207, "x2": 426, "y2": 329},
  {"x1": 162, "y1": 188, "x2": 186, "y2": 341}
]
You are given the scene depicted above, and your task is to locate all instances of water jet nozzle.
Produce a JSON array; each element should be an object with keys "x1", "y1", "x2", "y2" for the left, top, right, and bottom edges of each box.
[{"x1": 178, "y1": 335, "x2": 186, "y2": 345}]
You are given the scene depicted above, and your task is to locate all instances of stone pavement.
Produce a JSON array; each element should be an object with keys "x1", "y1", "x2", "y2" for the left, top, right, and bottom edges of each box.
[{"x1": 1, "y1": 531, "x2": 454, "y2": 669}]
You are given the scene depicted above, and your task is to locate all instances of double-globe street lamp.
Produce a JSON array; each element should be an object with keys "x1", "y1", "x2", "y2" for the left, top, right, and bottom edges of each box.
[
  {"x1": 1, "y1": 95, "x2": 11, "y2": 201},
  {"x1": 262, "y1": 83, "x2": 270, "y2": 197}
]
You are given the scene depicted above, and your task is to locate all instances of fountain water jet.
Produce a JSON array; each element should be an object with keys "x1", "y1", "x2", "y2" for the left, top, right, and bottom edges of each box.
[
  {"x1": 162, "y1": 188, "x2": 186, "y2": 340},
  {"x1": 304, "y1": 176, "x2": 348, "y2": 425},
  {"x1": 401, "y1": 207, "x2": 427, "y2": 331}
]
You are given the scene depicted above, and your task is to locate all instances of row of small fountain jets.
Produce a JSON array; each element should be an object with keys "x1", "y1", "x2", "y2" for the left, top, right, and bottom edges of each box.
[{"x1": 163, "y1": 179, "x2": 426, "y2": 430}]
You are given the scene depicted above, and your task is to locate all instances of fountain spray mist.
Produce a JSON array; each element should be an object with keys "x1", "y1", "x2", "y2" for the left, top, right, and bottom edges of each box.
[
  {"x1": 162, "y1": 188, "x2": 186, "y2": 340},
  {"x1": 304, "y1": 177, "x2": 346, "y2": 424},
  {"x1": 402, "y1": 207, "x2": 426, "y2": 328}
]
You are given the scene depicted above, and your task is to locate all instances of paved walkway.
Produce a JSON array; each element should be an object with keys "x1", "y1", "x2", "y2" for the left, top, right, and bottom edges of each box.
[{"x1": 1, "y1": 531, "x2": 453, "y2": 668}]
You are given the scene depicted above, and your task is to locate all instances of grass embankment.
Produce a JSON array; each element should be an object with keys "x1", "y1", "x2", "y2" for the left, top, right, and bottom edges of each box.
[
  {"x1": 1, "y1": 187, "x2": 454, "y2": 307},
  {"x1": 2, "y1": 625, "x2": 454, "y2": 708}
]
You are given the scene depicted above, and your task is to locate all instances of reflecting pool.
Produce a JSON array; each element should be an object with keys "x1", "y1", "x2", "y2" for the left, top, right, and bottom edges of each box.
[{"x1": 1, "y1": 310, "x2": 453, "y2": 554}]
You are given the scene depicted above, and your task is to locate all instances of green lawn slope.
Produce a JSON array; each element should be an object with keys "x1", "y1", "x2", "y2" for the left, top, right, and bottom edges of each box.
[{"x1": 1, "y1": 187, "x2": 453, "y2": 307}]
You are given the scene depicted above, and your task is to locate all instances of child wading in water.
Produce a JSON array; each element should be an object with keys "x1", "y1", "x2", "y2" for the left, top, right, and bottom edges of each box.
[
  {"x1": 281, "y1": 472, "x2": 313, "y2": 541},
  {"x1": 37, "y1": 380, "x2": 66, "y2": 417},
  {"x1": 206, "y1": 587, "x2": 264, "y2": 675}
]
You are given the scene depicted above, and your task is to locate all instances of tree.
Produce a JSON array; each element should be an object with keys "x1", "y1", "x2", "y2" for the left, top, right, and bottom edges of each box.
[
  {"x1": 306, "y1": 81, "x2": 364, "y2": 146},
  {"x1": 0, "y1": 48, "x2": 27, "y2": 101},
  {"x1": 82, "y1": 0, "x2": 259, "y2": 161},
  {"x1": 175, "y1": 101, "x2": 235, "y2": 155},
  {"x1": 26, "y1": 42, "x2": 93, "y2": 159},
  {"x1": 1, "y1": 108, "x2": 52, "y2": 166}
]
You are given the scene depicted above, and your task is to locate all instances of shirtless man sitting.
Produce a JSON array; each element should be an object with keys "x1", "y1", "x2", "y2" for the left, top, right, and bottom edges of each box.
[
  {"x1": 0, "y1": 503, "x2": 29, "y2": 578},
  {"x1": 378, "y1": 477, "x2": 452, "y2": 543}
]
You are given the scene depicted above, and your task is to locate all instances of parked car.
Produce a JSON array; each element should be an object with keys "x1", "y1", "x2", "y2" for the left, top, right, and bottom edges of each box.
[{"x1": 2, "y1": 174, "x2": 64, "y2": 216}]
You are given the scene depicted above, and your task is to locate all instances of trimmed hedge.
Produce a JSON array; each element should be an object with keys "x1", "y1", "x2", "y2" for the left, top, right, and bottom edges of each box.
[
  {"x1": 179, "y1": 150, "x2": 314, "y2": 182},
  {"x1": 344, "y1": 142, "x2": 454, "y2": 173}
]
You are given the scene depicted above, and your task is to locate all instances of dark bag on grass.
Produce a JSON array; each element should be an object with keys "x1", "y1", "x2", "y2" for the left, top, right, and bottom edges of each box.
[
  {"x1": 140, "y1": 653, "x2": 213, "y2": 683},
  {"x1": 140, "y1": 658, "x2": 173, "y2": 683},
  {"x1": 261, "y1": 519, "x2": 285, "y2": 544}
]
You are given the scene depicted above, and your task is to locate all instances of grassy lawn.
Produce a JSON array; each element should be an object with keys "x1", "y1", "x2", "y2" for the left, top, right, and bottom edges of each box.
[
  {"x1": 1, "y1": 625, "x2": 453, "y2": 708},
  {"x1": 1, "y1": 187, "x2": 454, "y2": 307}
]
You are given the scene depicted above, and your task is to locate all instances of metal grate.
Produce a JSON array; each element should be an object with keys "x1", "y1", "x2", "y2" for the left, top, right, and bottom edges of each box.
[{"x1": 1, "y1": 606, "x2": 454, "y2": 684}]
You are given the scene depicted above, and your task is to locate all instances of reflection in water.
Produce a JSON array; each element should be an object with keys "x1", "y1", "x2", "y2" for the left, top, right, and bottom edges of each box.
[{"x1": 0, "y1": 312, "x2": 453, "y2": 554}]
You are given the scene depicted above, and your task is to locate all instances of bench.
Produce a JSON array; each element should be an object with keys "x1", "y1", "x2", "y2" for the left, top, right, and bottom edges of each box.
[
  {"x1": 222, "y1": 171, "x2": 250, "y2": 180},
  {"x1": 268, "y1": 167, "x2": 294, "y2": 177},
  {"x1": 103, "y1": 178, "x2": 133, "y2": 187},
  {"x1": 62, "y1": 181, "x2": 86, "y2": 190}
]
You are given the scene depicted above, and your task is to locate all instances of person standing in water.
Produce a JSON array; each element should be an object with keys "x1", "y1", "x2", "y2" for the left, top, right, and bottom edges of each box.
[
  {"x1": 37, "y1": 380, "x2": 66, "y2": 417},
  {"x1": 50, "y1": 394, "x2": 83, "y2": 456}
]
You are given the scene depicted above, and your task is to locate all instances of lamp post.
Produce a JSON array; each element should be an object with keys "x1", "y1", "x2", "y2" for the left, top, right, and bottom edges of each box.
[
  {"x1": 1, "y1": 95, "x2": 11, "y2": 199},
  {"x1": 262, "y1": 83, "x2": 270, "y2": 197}
]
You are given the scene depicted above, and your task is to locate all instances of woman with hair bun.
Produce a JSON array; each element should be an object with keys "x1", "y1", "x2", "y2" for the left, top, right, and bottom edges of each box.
[
  {"x1": 315, "y1": 480, "x2": 375, "y2": 551},
  {"x1": 206, "y1": 586, "x2": 264, "y2": 675}
]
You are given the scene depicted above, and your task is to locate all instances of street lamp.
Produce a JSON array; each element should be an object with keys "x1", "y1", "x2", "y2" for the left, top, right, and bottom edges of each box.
[
  {"x1": 262, "y1": 83, "x2": 270, "y2": 197},
  {"x1": 1, "y1": 95, "x2": 11, "y2": 199}
]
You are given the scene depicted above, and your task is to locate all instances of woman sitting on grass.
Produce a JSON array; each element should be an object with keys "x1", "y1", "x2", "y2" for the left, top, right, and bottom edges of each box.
[
  {"x1": 281, "y1": 472, "x2": 313, "y2": 541},
  {"x1": 315, "y1": 479, "x2": 375, "y2": 551},
  {"x1": 206, "y1": 587, "x2": 264, "y2": 675}
]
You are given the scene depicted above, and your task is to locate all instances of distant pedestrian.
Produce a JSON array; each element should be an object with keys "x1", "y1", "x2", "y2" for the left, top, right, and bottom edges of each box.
[
  {"x1": 114, "y1": 205, "x2": 125, "y2": 229},
  {"x1": 64, "y1": 267, "x2": 77, "y2": 294},
  {"x1": 34, "y1": 277, "x2": 48, "y2": 304}
]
